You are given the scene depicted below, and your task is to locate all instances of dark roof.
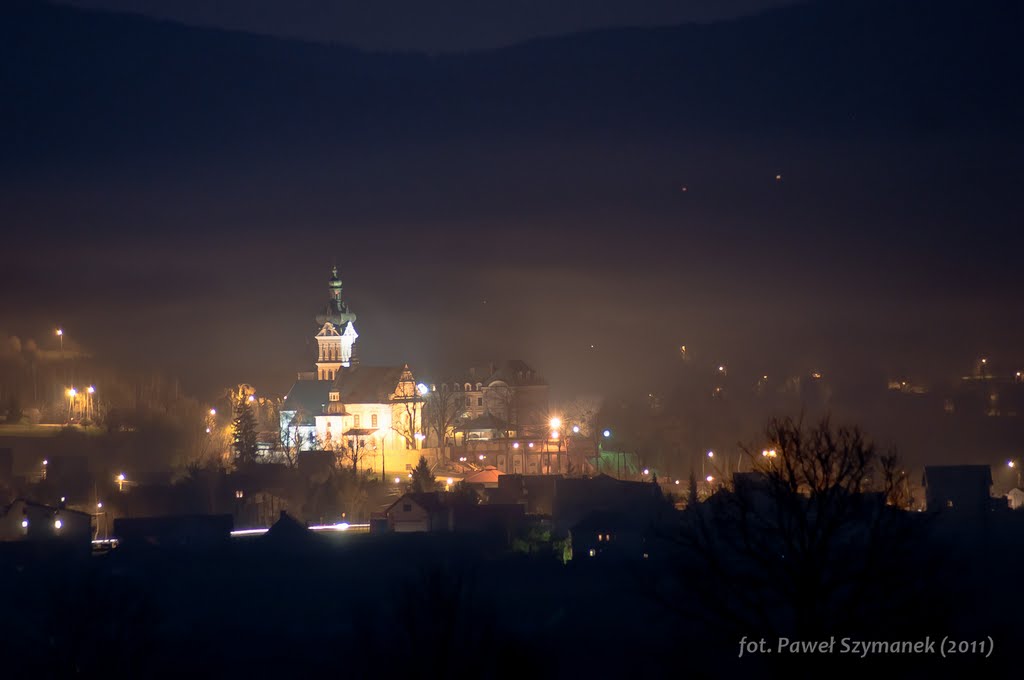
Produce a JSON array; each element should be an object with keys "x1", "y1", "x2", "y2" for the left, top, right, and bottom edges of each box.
[
  {"x1": 923, "y1": 465, "x2": 993, "y2": 489},
  {"x1": 458, "y1": 413, "x2": 509, "y2": 431},
  {"x1": 333, "y1": 365, "x2": 408, "y2": 403},
  {"x1": 343, "y1": 428, "x2": 378, "y2": 436},
  {"x1": 282, "y1": 380, "x2": 333, "y2": 420},
  {"x1": 261, "y1": 511, "x2": 315, "y2": 545},
  {"x1": 386, "y1": 492, "x2": 447, "y2": 514},
  {"x1": 3, "y1": 498, "x2": 91, "y2": 519},
  {"x1": 485, "y1": 359, "x2": 546, "y2": 387}
]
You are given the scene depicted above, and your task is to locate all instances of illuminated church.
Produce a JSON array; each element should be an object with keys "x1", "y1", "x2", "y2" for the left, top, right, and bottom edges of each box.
[
  {"x1": 279, "y1": 267, "x2": 424, "y2": 471},
  {"x1": 314, "y1": 266, "x2": 358, "y2": 380}
]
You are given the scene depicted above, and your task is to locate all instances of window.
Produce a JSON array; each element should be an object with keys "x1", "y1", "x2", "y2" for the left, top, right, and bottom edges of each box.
[
  {"x1": 403, "y1": 503, "x2": 412, "y2": 512},
  {"x1": 371, "y1": 413, "x2": 378, "y2": 428},
  {"x1": 329, "y1": 392, "x2": 339, "y2": 401},
  {"x1": 465, "y1": 383, "x2": 472, "y2": 392},
  {"x1": 477, "y1": 397, "x2": 483, "y2": 406},
  {"x1": 354, "y1": 414, "x2": 360, "y2": 427}
]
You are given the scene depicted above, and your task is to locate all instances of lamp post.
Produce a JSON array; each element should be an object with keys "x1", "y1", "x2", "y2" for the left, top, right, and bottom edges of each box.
[
  {"x1": 66, "y1": 387, "x2": 77, "y2": 423},
  {"x1": 548, "y1": 417, "x2": 562, "y2": 474},
  {"x1": 1008, "y1": 460, "x2": 1021, "y2": 488}
]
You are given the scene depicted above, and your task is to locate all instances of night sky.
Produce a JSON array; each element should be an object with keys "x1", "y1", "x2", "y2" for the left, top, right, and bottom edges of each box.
[
  {"x1": 56, "y1": 0, "x2": 800, "y2": 51},
  {"x1": 1, "y1": 0, "x2": 1022, "y2": 413}
]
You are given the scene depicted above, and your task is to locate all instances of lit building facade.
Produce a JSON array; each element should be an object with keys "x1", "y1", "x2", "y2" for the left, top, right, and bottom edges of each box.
[{"x1": 279, "y1": 267, "x2": 425, "y2": 473}]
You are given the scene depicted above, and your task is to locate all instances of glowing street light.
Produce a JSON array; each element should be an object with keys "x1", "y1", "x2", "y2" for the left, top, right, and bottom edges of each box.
[
  {"x1": 707, "y1": 450, "x2": 714, "y2": 458},
  {"x1": 209, "y1": 408, "x2": 217, "y2": 416},
  {"x1": 87, "y1": 385, "x2": 95, "y2": 394},
  {"x1": 416, "y1": 383, "x2": 429, "y2": 396},
  {"x1": 550, "y1": 431, "x2": 559, "y2": 440},
  {"x1": 1009, "y1": 460, "x2": 1016, "y2": 468},
  {"x1": 572, "y1": 425, "x2": 580, "y2": 434},
  {"x1": 248, "y1": 395, "x2": 255, "y2": 403},
  {"x1": 478, "y1": 454, "x2": 485, "y2": 461},
  {"x1": 117, "y1": 473, "x2": 126, "y2": 491},
  {"x1": 549, "y1": 417, "x2": 562, "y2": 429},
  {"x1": 706, "y1": 475, "x2": 714, "y2": 483},
  {"x1": 643, "y1": 468, "x2": 650, "y2": 476},
  {"x1": 54, "y1": 519, "x2": 63, "y2": 530},
  {"x1": 394, "y1": 477, "x2": 401, "y2": 484},
  {"x1": 603, "y1": 429, "x2": 611, "y2": 438},
  {"x1": 513, "y1": 442, "x2": 520, "y2": 449},
  {"x1": 67, "y1": 388, "x2": 77, "y2": 398}
]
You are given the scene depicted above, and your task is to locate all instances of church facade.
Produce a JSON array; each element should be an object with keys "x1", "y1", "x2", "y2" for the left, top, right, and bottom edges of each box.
[{"x1": 279, "y1": 268, "x2": 425, "y2": 473}]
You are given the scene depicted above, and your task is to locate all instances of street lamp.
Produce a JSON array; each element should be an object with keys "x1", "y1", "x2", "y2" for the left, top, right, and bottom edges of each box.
[
  {"x1": 117, "y1": 473, "x2": 126, "y2": 491},
  {"x1": 1009, "y1": 460, "x2": 1021, "y2": 488}
]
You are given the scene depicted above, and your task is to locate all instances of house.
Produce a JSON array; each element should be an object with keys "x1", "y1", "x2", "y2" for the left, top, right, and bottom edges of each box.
[
  {"x1": 571, "y1": 510, "x2": 651, "y2": 561},
  {"x1": 1007, "y1": 488, "x2": 1024, "y2": 510},
  {"x1": 450, "y1": 503, "x2": 526, "y2": 535},
  {"x1": 553, "y1": 474, "x2": 668, "y2": 533},
  {"x1": 922, "y1": 465, "x2": 993, "y2": 514},
  {"x1": 489, "y1": 474, "x2": 560, "y2": 515},
  {"x1": 462, "y1": 466, "x2": 503, "y2": 489},
  {"x1": 0, "y1": 498, "x2": 92, "y2": 549},
  {"x1": 386, "y1": 492, "x2": 450, "y2": 532}
]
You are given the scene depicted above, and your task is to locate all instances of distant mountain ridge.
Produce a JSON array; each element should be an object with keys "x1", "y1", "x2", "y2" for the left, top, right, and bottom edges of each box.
[{"x1": 1, "y1": 0, "x2": 1020, "y2": 168}]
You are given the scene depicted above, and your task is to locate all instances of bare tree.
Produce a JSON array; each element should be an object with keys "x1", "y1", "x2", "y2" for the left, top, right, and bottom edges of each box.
[
  {"x1": 391, "y1": 395, "x2": 422, "y2": 451},
  {"x1": 424, "y1": 387, "x2": 466, "y2": 462},
  {"x1": 673, "y1": 415, "x2": 928, "y2": 640}
]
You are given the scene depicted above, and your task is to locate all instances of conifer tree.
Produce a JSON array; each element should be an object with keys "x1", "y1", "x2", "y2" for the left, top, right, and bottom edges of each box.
[{"x1": 231, "y1": 400, "x2": 259, "y2": 466}]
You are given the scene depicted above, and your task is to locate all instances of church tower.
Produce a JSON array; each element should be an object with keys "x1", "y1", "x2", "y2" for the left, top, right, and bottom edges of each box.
[{"x1": 314, "y1": 266, "x2": 358, "y2": 380}]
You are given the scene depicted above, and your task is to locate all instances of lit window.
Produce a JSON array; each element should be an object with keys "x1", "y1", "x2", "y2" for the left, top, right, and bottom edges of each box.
[
  {"x1": 235, "y1": 490, "x2": 244, "y2": 499},
  {"x1": 354, "y1": 414, "x2": 360, "y2": 427},
  {"x1": 371, "y1": 414, "x2": 378, "y2": 428},
  {"x1": 947, "y1": 500, "x2": 954, "y2": 508},
  {"x1": 588, "y1": 548, "x2": 596, "y2": 557}
]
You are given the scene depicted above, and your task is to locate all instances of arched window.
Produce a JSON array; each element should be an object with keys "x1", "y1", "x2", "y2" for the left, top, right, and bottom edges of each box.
[
  {"x1": 441, "y1": 383, "x2": 448, "y2": 391},
  {"x1": 464, "y1": 383, "x2": 472, "y2": 392},
  {"x1": 475, "y1": 382, "x2": 482, "y2": 391}
]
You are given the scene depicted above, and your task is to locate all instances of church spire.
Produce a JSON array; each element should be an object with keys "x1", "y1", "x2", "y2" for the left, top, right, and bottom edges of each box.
[{"x1": 314, "y1": 264, "x2": 358, "y2": 380}]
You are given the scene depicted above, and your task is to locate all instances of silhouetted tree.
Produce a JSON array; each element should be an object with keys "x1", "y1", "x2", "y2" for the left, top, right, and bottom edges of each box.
[
  {"x1": 424, "y1": 386, "x2": 466, "y2": 461},
  {"x1": 231, "y1": 400, "x2": 259, "y2": 466},
  {"x1": 446, "y1": 481, "x2": 478, "y2": 506},
  {"x1": 676, "y1": 415, "x2": 929, "y2": 642},
  {"x1": 409, "y1": 455, "x2": 436, "y2": 493},
  {"x1": 687, "y1": 468, "x2": 698, "y2": 507}
]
